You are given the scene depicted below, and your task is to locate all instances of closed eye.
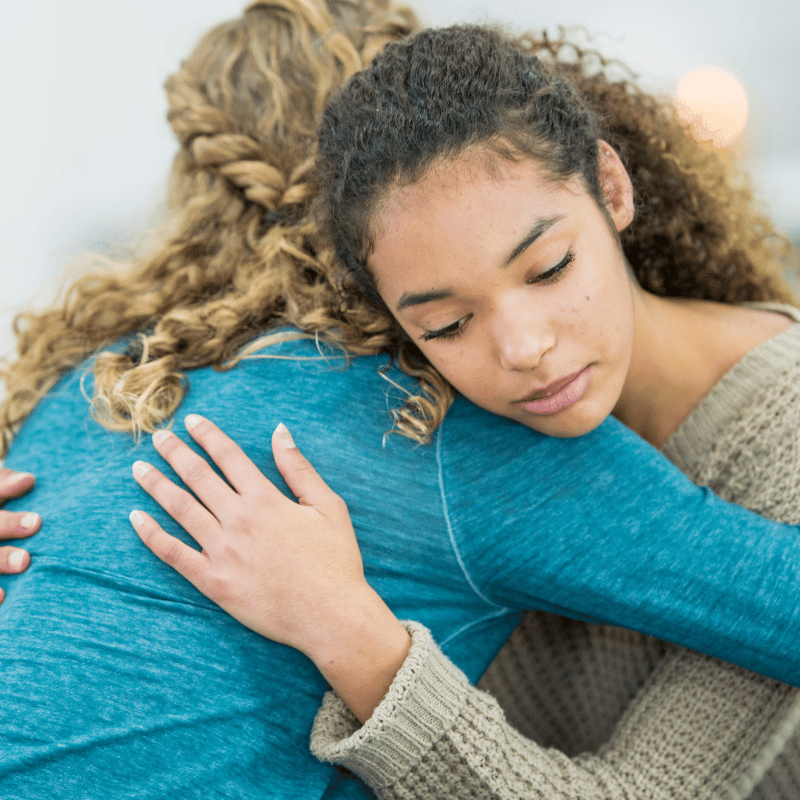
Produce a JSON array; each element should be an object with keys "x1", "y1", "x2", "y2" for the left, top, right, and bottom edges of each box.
[
  {"x1": 419, "y1": 251, "x2": 574, "y2": 343},
  {"x1": 527, "y1": 250, "x2": 575, "y2": 285},
  {"x1": 420, "y1": 315, "x2": 471, "y2": 342}
]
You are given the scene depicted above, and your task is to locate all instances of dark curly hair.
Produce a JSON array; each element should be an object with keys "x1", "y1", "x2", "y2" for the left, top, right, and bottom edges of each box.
[
  {"x1": 315, "y1": 24, "x2": 797, "y2": 438},
  {"x1": 3, "y1": 19, "x2": 794, "y2": 451},
  {"x1": 318, "y1": 25, "x2": 606, "y2": 299}
]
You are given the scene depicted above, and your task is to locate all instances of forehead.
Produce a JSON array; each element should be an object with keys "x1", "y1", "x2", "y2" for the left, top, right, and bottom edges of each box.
[
  {"x1": 366, "y1": 152, "x2": 588, "y2": 299},
  {"x1": 370, "y1": 150, "x2": 575, "y2": 250}
]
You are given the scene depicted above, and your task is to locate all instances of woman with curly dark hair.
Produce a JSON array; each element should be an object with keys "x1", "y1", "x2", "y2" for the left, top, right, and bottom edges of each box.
[{"x1": 133, "y1": 23, "x2": 800, "y2": 799}]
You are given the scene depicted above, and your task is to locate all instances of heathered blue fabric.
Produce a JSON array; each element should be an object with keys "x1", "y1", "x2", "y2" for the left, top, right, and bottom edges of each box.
[{"x1": 1, "y1": 334, "x2": 799, "y2": 797}]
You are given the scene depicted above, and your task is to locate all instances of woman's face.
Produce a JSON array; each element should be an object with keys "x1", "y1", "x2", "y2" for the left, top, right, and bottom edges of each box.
[{"x1": 368, "y1": 147, "x2": 637, "y2": 437}]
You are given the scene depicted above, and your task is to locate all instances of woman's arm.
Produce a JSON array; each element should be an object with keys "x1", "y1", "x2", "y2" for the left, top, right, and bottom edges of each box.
[
  {"x1": 310, "y1": 350, "x2": 800, "y2": 799},
  {"x1": 310, "y1": 621, "x2": 798, "y2": 800},
  {"x1": 0, "y1": 469, "x2": 40, "y2": 602}
]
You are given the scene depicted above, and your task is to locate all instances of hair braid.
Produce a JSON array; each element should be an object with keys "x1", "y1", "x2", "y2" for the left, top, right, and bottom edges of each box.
[
  {"x1": 0, "y1": 0, "x2": 419, "y2": 454},
  {"x1": 5, "y1": 16, "x2": 793, "y2": 452}
]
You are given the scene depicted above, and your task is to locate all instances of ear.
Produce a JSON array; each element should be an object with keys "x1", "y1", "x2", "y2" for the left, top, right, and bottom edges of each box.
[{"x1": 597, "y1": 141, "x2": 634, "y2": 232}]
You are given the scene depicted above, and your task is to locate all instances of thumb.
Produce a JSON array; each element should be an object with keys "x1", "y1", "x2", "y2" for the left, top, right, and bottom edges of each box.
[{"x1": 271, "y1": 423, "x2": 342, "y2": 510}]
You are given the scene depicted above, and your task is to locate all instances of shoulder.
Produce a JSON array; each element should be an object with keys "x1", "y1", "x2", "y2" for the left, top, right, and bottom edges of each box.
[
  {"x1": 664, "y1": 319, "x2": 800, "y2": 522},
  {"x1": 723, "y1": 302, "x2": 797, "y2": 352},
  {"x1": 683, "y1": 300, "x2": 796, "y2": 378}
]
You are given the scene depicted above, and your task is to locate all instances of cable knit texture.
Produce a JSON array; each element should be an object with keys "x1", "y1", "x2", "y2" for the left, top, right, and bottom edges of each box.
[{"x1": 311, "y1": 304, "x2": 800, "y2": 799}]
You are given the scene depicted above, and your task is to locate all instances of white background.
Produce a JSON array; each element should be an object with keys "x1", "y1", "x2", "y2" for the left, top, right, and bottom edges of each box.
[{"x1": 1, "y1": 0, "x2": 798, "y2": 361}]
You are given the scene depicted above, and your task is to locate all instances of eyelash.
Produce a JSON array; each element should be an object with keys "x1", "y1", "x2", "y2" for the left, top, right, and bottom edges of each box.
[
  {"x1": 528, "y1": 250, "x2": 575, "y2": 285},
  {"x1": 420, "y1": 250, "x2": 576, "y2": 343},
  {"x1": 421, "y1": 316, "x2": 469, "y2": 342}
]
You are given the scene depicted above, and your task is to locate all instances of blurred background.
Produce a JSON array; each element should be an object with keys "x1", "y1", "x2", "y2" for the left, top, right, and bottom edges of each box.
[{"x1": 1, "y1": 0, "x2": 798, "y2": 361}]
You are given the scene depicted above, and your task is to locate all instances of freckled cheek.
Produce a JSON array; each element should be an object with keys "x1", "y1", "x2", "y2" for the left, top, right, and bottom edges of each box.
[
  {"x1": 560, "y1": 292, "x2": 596, "y2": 340},
  {"x1": 423, "y1": 348, "x2": 465, "y2": 384},
  {"x1": 584, "y1": 284, "x2": 620, "y2": 335}
]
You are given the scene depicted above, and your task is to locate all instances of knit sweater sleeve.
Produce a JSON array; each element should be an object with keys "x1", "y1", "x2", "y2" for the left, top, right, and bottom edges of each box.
[
  {"x1": 311, "y1": 317, "x2": 800, "y2": 800},
  {"x1": 311, "y1": 622, "x2": 800, "y2": 800}
]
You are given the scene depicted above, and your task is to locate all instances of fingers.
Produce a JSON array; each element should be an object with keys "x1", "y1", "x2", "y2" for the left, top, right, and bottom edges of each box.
[
  {"x1": 0, "y1": 510, "x2": 40, "y2": 540},
  {"x1": 0, "y1": 474, "x2": 38, "y2": 593},
  {"x1": 0, "y1": 545, "x2": 31, "y2": 574},
  {"x1": 183, "y1": 414, "x2": 281, "y2": 498},
  {"x1": 0, "y1": 469, "x2": 35, "y2": 502},
  {"x1": 131, "y1": 460, "x2": 221, "y2": 550},
  {"x1": 150, "y1": 427, "x2": 238, "y2": 513},
  {"x1": 129, "y1": 509, "x2": 209, "y2": 588},
  {"x1": 271, "y1": 423, "x2": 346, "y2": 512}
]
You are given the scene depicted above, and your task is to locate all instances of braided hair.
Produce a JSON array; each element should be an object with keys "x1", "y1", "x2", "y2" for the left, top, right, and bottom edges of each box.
[{"x1": 0, "y1": 0, "x2": 418, "y2": 452}]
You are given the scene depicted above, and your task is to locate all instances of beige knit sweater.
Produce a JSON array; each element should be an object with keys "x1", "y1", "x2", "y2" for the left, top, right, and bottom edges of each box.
[{"x1": 311, "y1": 305, "x2": 800, "y2": 799}]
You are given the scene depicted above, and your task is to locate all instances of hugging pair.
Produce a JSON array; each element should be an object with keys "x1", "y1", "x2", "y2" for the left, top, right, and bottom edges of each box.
[{"x1": 3, "y1": 3, "x2": 800, "y2": 798}]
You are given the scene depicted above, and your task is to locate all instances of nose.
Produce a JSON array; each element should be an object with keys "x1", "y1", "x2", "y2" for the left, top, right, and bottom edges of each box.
[{"x1": 494, "y1": 298, "x2": 556, "y2": 372}]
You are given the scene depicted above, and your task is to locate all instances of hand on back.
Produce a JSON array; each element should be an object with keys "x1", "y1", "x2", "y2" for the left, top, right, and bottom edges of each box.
[
  {"x1": 129, "y1": 414, "x2": 412, "y2": 722},
  {"x1": 128, "y1": 415, "x2": 372, "y2": 658},
  {"x1": 0, "y1": 468, "x2": 41, "y2": 603}
]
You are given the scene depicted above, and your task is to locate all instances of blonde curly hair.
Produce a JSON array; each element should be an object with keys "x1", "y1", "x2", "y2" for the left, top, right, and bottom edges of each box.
[
  {"x1": 0, "y1": 0, "x2": 420, "y2": 456},
  {"x1": 2, "y1": 11, "x2": 796, "y2": 454}
]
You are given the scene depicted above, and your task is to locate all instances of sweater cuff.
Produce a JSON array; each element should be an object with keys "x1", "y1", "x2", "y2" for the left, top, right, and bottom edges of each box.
[{"x1": 310, "y1": 621, "x2": 470, "y2": 788}]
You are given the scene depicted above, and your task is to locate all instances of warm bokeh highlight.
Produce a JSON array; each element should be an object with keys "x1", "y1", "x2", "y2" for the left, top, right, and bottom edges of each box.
[{"x1": 674, "y1": 65, "x2": 749, "y2": 149}]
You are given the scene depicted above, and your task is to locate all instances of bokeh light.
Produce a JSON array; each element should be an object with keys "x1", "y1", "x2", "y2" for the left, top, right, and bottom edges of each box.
[{"x1": 674, "y1": 65, "x2": 749, "y2": 149}]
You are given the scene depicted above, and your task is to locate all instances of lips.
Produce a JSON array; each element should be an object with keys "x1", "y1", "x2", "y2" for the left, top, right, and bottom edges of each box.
[
  {"x1": 517, "y1": 368, "x2": 587, "y2": 403},
  {"x1": 515, "y1": 366, "x2": 592, "y2": 416}
]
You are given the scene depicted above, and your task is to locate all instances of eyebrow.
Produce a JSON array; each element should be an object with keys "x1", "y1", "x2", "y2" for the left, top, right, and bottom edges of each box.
[
  {"x1": 503, "y1": 215, "x2": 563, "y2": 266},
  {"x1": 396, "y1": 288, "x2": 454, "y2": 312},
  {"x1": 395, "y1": 214, "x2": 564, "y2": 313}
]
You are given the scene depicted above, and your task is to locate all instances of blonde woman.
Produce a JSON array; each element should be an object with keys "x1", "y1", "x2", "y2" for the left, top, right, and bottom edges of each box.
[{"x1": 2, "y1": 4, "x2": 800, "y2": 798}]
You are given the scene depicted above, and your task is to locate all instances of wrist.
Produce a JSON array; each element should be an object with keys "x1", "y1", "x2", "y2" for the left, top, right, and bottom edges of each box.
[{"x1": 304, "y1": 585, "x2": 411, "y2": 724}]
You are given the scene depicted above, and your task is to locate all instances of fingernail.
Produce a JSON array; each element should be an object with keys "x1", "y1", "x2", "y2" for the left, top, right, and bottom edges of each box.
[
  {"x1": 132, "y1": 461, "x2": 152, "y2": 479},
  {"x1": 8, "y1": 549, "x2": 26, "y2": 571},
  {"x1": 2, "y1": 471, "x2": 33, "y2": 487},
  {"x1": 129, "y1": 510, "x2": 144, "y2": 526},
  {"x1": 275, "y1": 422, "x2": 296, "y2": 449},
  {"x1": 20, "y1": 512, "x2": 39, "y2": 530},
  {"x1": 152, "y1": 430, "x2": 173, "y2": 446},
  {"x1": 184, "y1": 414, "x2": 204, "y2": 430}
]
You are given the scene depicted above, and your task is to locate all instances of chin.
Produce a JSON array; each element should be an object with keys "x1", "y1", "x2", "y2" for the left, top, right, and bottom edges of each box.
[
  {"x1": 535, "y1": 422, "x2": 604, "y2": 439},
  {"x1": 519, "y1": 406, "x2": 609, "y2": 439}
]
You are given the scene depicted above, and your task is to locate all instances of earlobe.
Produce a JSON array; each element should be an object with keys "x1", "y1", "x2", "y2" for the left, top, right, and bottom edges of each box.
[{"x1": 598, "y1": 141, "x2": 635, "y2": 232}]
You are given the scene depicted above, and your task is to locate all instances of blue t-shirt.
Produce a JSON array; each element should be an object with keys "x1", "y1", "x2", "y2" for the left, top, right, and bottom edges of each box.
[{"x1": 1, "y1": 335, "x2": 799, "y2": 797}]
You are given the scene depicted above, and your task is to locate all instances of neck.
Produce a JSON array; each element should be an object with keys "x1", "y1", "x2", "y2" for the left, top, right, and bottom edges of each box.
[{"x1": 612, "y1": 290, "x2": 740, "y2": 448}]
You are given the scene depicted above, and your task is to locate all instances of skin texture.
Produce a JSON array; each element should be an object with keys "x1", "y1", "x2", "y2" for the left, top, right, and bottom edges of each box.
[
  {"x1": 370, "y1": 145, "x2": 636, "y2": 439},
  {"x1": 0, "y1": 468, "x2": 40, "y2": 603}
]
